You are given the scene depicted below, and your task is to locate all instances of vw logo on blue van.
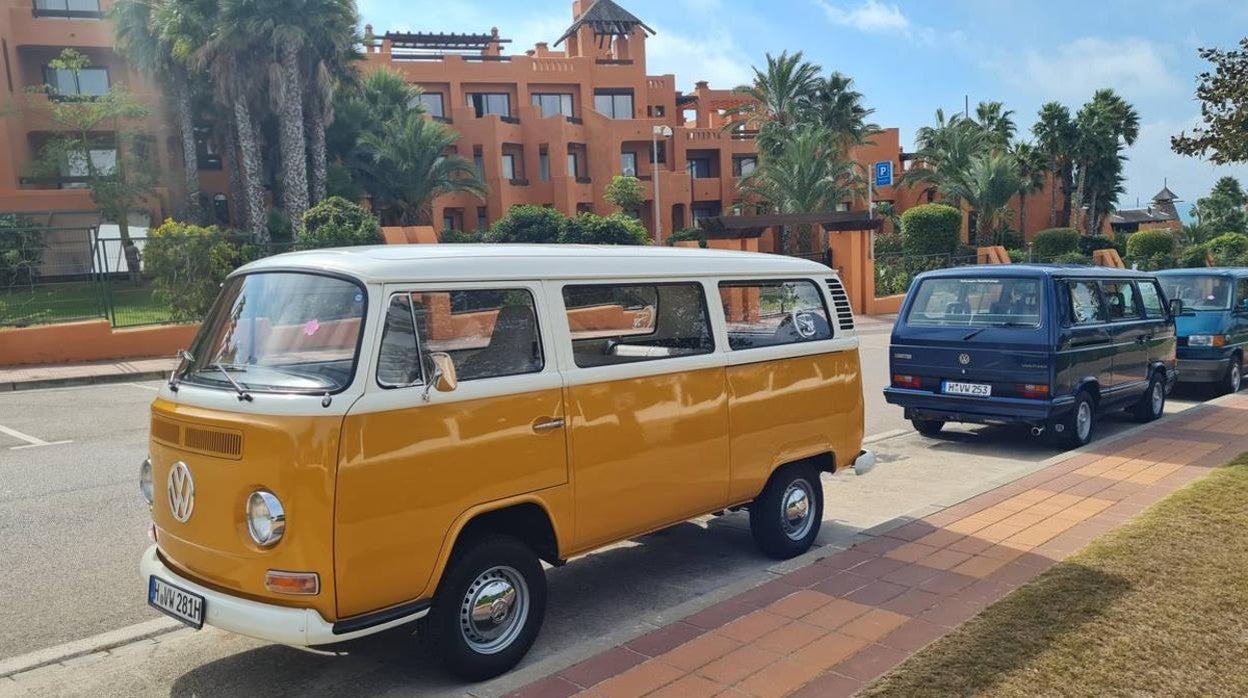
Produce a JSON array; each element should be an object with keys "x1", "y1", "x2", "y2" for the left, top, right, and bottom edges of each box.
[{"x1": 958, "y1": 353, "x2": 971, "y2": 365}]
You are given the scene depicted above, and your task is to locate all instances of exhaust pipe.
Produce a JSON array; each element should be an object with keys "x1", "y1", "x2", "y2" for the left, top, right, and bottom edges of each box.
[{"x1": 1031, "y1": 425, "x2": 1046, "y2": 437}]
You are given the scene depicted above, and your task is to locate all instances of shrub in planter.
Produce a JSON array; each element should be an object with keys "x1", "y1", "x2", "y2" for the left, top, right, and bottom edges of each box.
[
  {"x1": 1031, "y1": 228, "x2": 1080, "y2": 258},
  {"x1": 1078, "y1": 234, "x2": 1118, "y2": 256},
  {"x1": 144, "y1": 219, "x2": 236, "y2": 322},
  {"x1": 1125, "y1": 229, "x2": 1177, "y2": 260},
  {"x1": 561, "y1": 213, "x2": 649, "y2": 245},
  {"x1": 487, "y1": 205, "x2": 568, "y2": 244},
  {"x1": 298, "y1": 196, "x2": 383, "y2": 249},
  {"x1": 901, "y1": 204, "x2": 961, "y2": 256},
  {"x1": 666, "y1": 227, "x2": 707, "y2": 247}
]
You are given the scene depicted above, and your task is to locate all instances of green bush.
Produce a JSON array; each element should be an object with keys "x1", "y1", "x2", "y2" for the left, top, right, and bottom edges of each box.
[
  {"x1": 1126, "y1": 229, "x2": 1177, "y2": 260},
  {"x1": 0, "y1": 214, "x2": 45, "y2": 287},
  {"x1": 901, "y1": 204, "x2": 961, "y2": 256},
  {"x1": 144, "y1": 219, "x2": 236, "y2": 322},
  {"x1": 487, "y1": 205, "x2": 568, "y2": 243},
  {"x1": 1136, "y1": 252, "x2": 1177, "y2": 272},
  {"x1": 1206, "y1": 232, "x2": 1248, "y2": 264},
  {"x1": 1178, "y1": 244, "x2": 1211, "y2": 268},
  {"x1": 298, "y1": 196, "x2": 383, "y2": 249},
  {"x1": 1031, "y1": 228, "x2": 1080, "y2": 258},
  {"x1": 267, "y1": 209, "x2": 294, "y2": 246},
  {"x1": 603, "y1": 175, "x2": 645, "y2": 217},
  {"x1": 1078, "y1": 234, "x2": 1118, "y2": 256},
  {"x1": 1050, "y1": 251, "x2": 1092, "y2": 265},
  {"x1": 667, "y1": 227, "x2": 707, "y2": 248},
  {"x1": 439, "y1": 228, "x2": 485, "y2": 243},
  {"x1": 562, "y1": 213, "x2": 650, "y2": 245},
  {"x1": 873, "y1": 232, "x2": 904, "y2": 257},
  {"x1": 1006, "y1": 248, "x2": 1026, "y2": 264}
]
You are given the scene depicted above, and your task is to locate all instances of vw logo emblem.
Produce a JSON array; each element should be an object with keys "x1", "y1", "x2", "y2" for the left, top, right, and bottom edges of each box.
[
  {"x1": 958, "y1": 353, "x2": 972, "y2": 366},
  {"x1": 167, "y1": 461, "x2": 195, "y2": 523}
]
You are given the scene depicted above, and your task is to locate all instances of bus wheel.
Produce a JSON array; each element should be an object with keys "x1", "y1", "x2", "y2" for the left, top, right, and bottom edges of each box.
[
  {"x1": 423, "y1": 535, "x2": 546, "y2": 681},
  {"x1": 750, "y1": 464, "x2": 823, "y2": 559}
]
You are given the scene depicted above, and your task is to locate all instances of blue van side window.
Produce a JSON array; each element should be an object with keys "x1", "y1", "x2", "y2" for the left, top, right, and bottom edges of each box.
[
  {"x1": 1138, "y1": 282, "x2": 1165, "y2": 319},
  {"x1": 1102, "y1": 281, "x2": 1142, "y2": 321},
  {"x1": 1067, "y1": 281, "x2": 1106, "y2": 325}
]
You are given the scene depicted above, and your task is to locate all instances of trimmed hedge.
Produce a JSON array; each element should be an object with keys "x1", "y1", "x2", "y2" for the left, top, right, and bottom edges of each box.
[
  {"x1": 562, "y1": 213, "x2": 649, "y2": 245},
  {"x1": 666, "y1": 227, "x2": 707, "y2": 248},
  {"x1": 298, "y1": 197, "x2": 383, "y2": 249},
  {"x1": 486, "y1": 205, "x2": 567, "y2": 243},
  {"x1": 1126, "y1": 229, "x2": 1177, "y2": 259},
  {"x1": 1206, "y1": 232, "x2": 1248, "y2": 262},
  {"x1": 1031, "y1": 228, "x2": 1080, "y2": 258},
  {"x1": 901, "y1": 204, "x2": 961, "y2": 256}
]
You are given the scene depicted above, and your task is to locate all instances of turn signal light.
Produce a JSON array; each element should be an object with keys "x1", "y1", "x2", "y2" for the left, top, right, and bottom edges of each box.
[
  {"x1": 1019, "y1": 384, "x2": 1050, "y2": 399},
  {"x1": 265, "y1": 571, "x2": 320, "y2": 596},
  {"x1": 893, "y1": 374, "x2": 922, "y2": 389}
]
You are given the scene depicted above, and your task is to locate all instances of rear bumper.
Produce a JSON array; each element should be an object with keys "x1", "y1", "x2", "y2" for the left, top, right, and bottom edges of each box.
[
  {"x1": 1177, "y1": 358, "x2": 1229, "y2": 384},
  {"x1": 140, "y1": 545, "x2": 428, "y2": 646},
  {"x1": 884, "y1": 387, "x2": 1072, "y2": 426}
]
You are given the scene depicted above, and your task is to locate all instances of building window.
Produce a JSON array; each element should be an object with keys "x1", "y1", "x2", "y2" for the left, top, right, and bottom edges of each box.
[
  {"x1": 649, "y1": 142, "x2": 666, "y2": 164},
  {"x1": 732, "y1": 156, "x2": 757, "y2": 177},
  {"x1": 63, "y1": 147, "x2": 116, "y2": 186},
  {"x1": 477, "y1": 207, "x2": 488, "y2": 231},
  {"x1": 691, "y1": 204, "x2": 719, "y2": 224},
  {"x1": 593, "y1": 91, "x2": 634, "y2": 119},
  {"x1": 567, "y1": 152, "x2": 578, "y2": 178},
  {"x1": 415, "y1": 92, "x2": 444, "y2": 118},
  {"x1": 33, "y1": 0, "x2": 102, "y2": 18},
  {"x1": 539, "y1": 151, "x2": 550, "y2": 181},
  {"x1": 467, "y1": 92, "x2": 510, "y2": 118},
  {"x1": 194, "y1": 125, "x2": 221, "y2": 170},
  {"x1": 620, "y1": 152, "x2": 637, "y2": 176},
  {"x1": 501, "y1": 153, "x2": 516, "y2": 180},
  {"x1": 212, "y1": 194, "x2": 229, "y2": 225},
  {"x1": 531, "y1": 93, "x2": 573, "y2": 118},
  {"x1": 687, "y1": 158, "x2": 712, "y2": 179},
  {"x1": 474, "y1": 150, "x2": 485, "y2": 178},
  {"x1": 43, "y1": 65, "x2": 109, "y2": 99}
]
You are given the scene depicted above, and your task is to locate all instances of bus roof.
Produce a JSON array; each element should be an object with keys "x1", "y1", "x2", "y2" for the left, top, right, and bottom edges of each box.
[
  {"x1": 234, "y1": 244, "x2": 837, "y2": 283},
  {"x1": 1154, "y1": 267, "x2": 1248, "y2": 278}
]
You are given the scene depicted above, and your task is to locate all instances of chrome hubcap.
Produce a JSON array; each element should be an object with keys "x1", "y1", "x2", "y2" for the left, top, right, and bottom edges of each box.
[
  {"x1": 460, "y1": 566, "x2": 528, "y2": 655},
  {"x1": 1151, "y1": 383, "x2": 1164, "y2": 413},
  {"x1": 781, "y1": 478, "x2": 815, "y2": 541},
  {"x1": 1232, "y1": 364, "x2": 1241, "y2": 392},
  {"x1": 1076, "y1": 402, "x2": 1092, "y2": 441}
]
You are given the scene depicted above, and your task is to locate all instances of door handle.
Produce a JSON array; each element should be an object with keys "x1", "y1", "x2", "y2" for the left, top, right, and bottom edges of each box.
[{"x1": 532, "y1": 418, "x2": 565, "y2": 433}]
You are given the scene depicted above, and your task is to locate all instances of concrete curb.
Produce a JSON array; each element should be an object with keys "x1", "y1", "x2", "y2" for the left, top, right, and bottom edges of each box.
[
  {"x1": 0, "y1": 618, "x2": 180, "y2": 680},
  {"x1": 0, "y1": 370, "x2": 168, "y2": 393}
]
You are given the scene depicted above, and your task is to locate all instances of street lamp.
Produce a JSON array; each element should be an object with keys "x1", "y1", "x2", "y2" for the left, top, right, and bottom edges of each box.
[{"x1": 652, "y1": 125, "x2": 673, "y2": 244}]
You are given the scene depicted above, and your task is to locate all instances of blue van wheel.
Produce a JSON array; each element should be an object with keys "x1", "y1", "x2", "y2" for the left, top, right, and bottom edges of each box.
[
  {"x1": 1055, "y1": 391, "x2": 1095, "y2": 449},
  {"x1": 1131, "y1": 373, "x2": 1166, "y2": 423},
  {"x1": 1219, "y1": 357, "x2": 1242, "y2": 396}
]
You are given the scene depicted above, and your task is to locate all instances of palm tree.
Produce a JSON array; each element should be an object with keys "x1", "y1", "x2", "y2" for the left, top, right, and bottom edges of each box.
[
  {"x1": 357, "y1": 111, "x2": 487, "y2": 226},
  {"x1": 802, "y1": 72, "x2": 881, "y2": 150},
  {"x1": 728, "y1": 51, "x2": 822, "y2": 156},
  {"x1": 1073, "y1": 89, "x2": 1139, "y2": 234},
  {"x1": 737, "y1": 126, "x2": 863, "y2": 252},
  {"x1": 943, "y1": 153, "x2": 1023, "y2": 246},
  {"x1": 1012, "y1": 142, "x2": 1048, "y2": 239},
  {"x1": 217, "y1": 0, "x2": 357, "y2": 224},
  {"x1": 302, "y1": 7, "x2": 360, "y2": 205},
  {"x1": 327, "y1": 69, "x2": 422, "y2": 199},
  {"x1": 902, "y1": 109, "x2": 989, "y2": 206},
  {"x1": 1032, "y1": 101, "x2": 1076, "y2": 227},
  {"x1": 112, "y1": 0, "x2": 203, "y2": 223},
  {"x1": 974, "y1": 101, "x2": 1016, "y2": 152}
]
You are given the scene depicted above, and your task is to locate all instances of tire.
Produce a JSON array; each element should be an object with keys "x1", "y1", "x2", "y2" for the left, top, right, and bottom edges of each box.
[
  {"x1": 1054, "y1": 390, "x2": 1096, "y2": 449},
  {"x1": 910, "y1": 418, "x2": 945, "y2": 437},
  {"x1": 422, "y1": 535, "x2": 546, "y2": 681},
  {"x1": 1131, "y1": 372, "x2": 1166, "y2": 423},
  {"x1": 1218, "y1": 356, "x2": 1242, "y2": 396},
  {"x1": 749, "y1": 464, "x2": 824, "y2": 559}
]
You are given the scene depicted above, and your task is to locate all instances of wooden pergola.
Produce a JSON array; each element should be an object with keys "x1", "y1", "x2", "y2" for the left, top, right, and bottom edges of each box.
[{"x1": 697, "y1": 211, "x2": 882, "y2": 239}]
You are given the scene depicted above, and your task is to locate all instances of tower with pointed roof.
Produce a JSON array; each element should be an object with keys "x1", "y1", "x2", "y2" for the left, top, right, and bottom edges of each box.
[
  {"x1": 1151, "y1": 181, "x2": 1181, "y2": 221},
  {"x1": 556, "y1": 0, "x2": 655, "y2": 63}
]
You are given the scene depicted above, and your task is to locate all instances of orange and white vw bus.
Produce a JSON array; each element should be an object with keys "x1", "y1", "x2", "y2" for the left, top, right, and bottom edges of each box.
[{"x1": 139, "y1": 245, "x2": 873, "y2": 679}]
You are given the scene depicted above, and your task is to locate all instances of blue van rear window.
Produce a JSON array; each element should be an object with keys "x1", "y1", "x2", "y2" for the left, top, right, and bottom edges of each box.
[{"x1": 906, "y1": 278, "x2": 1042, "y2": 328}]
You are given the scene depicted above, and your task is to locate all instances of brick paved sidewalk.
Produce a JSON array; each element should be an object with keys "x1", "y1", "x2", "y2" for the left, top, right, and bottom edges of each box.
[
  {"x1": 0, "y1": 357, "x2": 176, "y2": 391},
  {"x1": 509, "y1": 394, "x2": 1248, "y2": 698}
]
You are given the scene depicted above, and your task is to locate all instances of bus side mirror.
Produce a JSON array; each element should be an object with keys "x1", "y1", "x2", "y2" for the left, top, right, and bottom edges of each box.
[{"x1": 422, "y1": 352, "x2": 458, "y2": 402}]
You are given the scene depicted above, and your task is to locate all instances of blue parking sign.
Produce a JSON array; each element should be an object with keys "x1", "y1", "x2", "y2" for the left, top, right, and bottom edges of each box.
[{"x1": 874, "y1": 161, "x2": 893, "y2": 188}]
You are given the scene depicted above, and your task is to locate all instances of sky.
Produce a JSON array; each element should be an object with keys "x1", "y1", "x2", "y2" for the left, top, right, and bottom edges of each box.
[{"x1": 359, "y1": 0, "x2": 1248, "y2": 218}]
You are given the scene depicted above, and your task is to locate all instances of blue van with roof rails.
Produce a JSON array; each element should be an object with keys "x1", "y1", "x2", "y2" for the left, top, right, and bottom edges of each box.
[
  {"x1": 884, "y1": 265, "x2": 1177, "y2": 448},
  {"x1": 1155, "y1": 268, "x2": 1248, "y2": 395}
]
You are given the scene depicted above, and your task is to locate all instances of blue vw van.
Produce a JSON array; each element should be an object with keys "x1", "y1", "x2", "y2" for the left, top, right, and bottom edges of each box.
[
  {"x1": 1156, "y1": 268, "x2": 1248, "y2": 395},
  {"x1": 884, "y1": 266, "x2": 1177, "y2": 448}
]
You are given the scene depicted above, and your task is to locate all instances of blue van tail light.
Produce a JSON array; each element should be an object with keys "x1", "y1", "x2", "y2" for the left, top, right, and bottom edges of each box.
[
  {"x1": 1019, "y1": 384, "x2": 1050, "y2": 399},
  {"x1": 893, "y1": 374, "x2": 922, "y2": 389}
]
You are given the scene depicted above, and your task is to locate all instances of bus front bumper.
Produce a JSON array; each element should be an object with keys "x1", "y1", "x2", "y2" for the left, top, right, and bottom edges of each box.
[{"x1": 140, "y1": 545, "x2": 428, "y2": 647}]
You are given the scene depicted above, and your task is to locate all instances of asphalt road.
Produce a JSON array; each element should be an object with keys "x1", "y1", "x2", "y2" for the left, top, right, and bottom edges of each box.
[{"x1": 0, "y1": 324, "x2": 1213, "y2": 694}]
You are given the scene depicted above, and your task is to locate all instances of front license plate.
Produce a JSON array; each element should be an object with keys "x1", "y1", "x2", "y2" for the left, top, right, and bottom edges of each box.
[
  {"x1": 148, "y1": 576, "x2": 205, "y2": 629},
  {"x1": 943, "y1": 381, "x2": 992, "y2": 397}
]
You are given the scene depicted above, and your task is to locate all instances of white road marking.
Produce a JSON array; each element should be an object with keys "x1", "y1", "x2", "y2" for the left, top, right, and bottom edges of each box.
[{"x1": 0, "y1": 424, "x2": 72, "y2": 450}]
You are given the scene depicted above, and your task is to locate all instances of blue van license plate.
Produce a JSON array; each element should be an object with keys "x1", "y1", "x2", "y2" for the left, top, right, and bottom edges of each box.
[{"x1": 943, "y1": 381, "x2": 992, "y2": 397}]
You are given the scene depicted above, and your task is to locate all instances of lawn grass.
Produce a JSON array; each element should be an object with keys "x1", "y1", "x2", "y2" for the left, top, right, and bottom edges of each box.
[
  {"x1": 863, "y1": 455, "x2": 1248, "y2": 698},
  {"x1": 0, "y1": 280, "x2": 172, "y2": 327}
]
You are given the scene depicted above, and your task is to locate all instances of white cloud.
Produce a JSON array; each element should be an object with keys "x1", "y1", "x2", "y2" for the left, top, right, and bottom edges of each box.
[
  {"x1": 999, "y1": 37, "x2": 1183, "y2": 101},
  {"x1": 645, "y1": 26, "x2": 753, "y2": 91},
  {"x1": 815, "y1": 0, "x2": 910, "y2": 33}
]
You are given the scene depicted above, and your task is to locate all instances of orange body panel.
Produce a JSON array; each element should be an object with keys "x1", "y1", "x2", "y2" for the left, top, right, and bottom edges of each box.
[
  {"x1": 335, "y1": 388, "x2": 569, "y2": 618},
  {"x1": 726, "y1": 352, "x2": 865, "y2": 502},
  {"x1": 148, "y1": 398, "x2": 340, "y2": 620},
  {"x1": 565, "y1": 367, "x2": 731, "y2": 550}
]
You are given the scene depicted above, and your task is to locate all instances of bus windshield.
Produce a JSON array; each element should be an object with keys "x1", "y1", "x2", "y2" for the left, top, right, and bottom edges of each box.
[
  {"x1": 906, "y1": 277, "x2": 1042, "y2": 328},
  {"x1": 181, "y1": 272, "x2": 367, "y2": 394},
  {"x1": 1160, "y1": 275, "x2": 1231, "y2": 311}
]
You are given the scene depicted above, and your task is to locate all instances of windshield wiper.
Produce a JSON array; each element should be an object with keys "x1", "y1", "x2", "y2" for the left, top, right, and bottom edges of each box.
[
  {"x1": 963, "y1": 327, "x2": 986, "y2": 340},
  {"x1": 168, "y1": 349, "x2": 194, "y2": 392},
  {"x1": 214, "y1": 363, "x2": 254, "y2": 402}
]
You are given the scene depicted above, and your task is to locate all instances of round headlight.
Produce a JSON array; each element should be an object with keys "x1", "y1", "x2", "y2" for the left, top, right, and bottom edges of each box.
[
  {"x1": 247, "y1": 491, "x2": 285, "y2": 547},
  {"x1": 139, "y1": 458, "x2": 154, "y2": 506}
]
